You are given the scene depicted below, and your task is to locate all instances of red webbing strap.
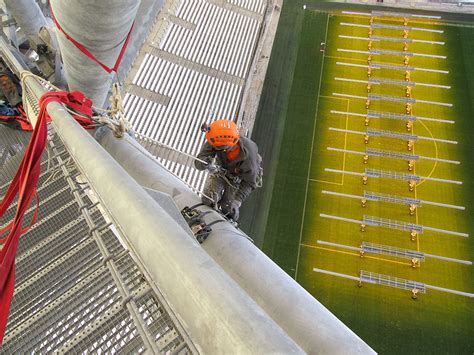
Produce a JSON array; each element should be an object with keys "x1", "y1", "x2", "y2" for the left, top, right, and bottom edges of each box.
[
  {"x1": 50, "y1": 4, "x2": 134, "y2": 74},
  {"x1": 0, "y1": 91, "x2": 93, "y2": 344},
  {"x1": 0, "y1": 115, "x2": 33, "y2": 131}
]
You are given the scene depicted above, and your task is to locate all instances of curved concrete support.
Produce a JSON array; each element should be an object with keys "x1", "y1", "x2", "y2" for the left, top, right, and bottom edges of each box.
[
  {"x1": 23, "y1": 76, "x2": 303, "y2": 354},
  {"x1": 4, "y1": 0, "x2": 47, "y2": 43},
  {"x1": 50, "y1": 0, "x2": 139, "y2": 107},
  {"x1": 95, "y1": 128, "x2": 376, "y2": 354}
]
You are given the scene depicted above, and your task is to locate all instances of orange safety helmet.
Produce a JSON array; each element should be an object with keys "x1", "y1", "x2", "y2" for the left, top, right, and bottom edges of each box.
[{"x1": 203, "y1": 119, "x2": 240, "y2": 150}]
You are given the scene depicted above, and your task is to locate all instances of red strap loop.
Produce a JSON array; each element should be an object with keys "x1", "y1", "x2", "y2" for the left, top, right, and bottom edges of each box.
[
  {"x1": 50, "y1": 4, "x2": 134, "y2": 74},
  {"x1": 0, "y1": 90, "x2": 94, "y2": 344}
]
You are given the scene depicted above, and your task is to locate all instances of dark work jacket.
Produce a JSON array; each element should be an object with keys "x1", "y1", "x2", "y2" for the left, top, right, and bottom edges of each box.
[{"x1": 195, "y1": 136, "x2": 261, "y2": 202}]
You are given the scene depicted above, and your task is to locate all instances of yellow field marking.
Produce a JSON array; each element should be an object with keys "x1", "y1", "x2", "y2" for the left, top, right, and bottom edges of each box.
[
  {"x1": 416, "y1": 119, "x2": 439, "y2": 188},
  {"x1": 301, "y1": 244, "x2": 412, "y2": 266}
]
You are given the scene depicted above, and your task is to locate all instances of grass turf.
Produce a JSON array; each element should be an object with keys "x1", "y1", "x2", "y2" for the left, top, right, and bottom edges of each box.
[{"x1": 244, "y1": 3, "x2": 474, "y2": 354}]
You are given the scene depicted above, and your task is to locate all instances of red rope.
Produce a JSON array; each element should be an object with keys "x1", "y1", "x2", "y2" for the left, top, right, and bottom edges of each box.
[
  {"x1": 0, "y1": 91, "x2": 93, "y2": 344},
  {"x1": 50, "y1": 4, "x2": 134, "y2": 74}
]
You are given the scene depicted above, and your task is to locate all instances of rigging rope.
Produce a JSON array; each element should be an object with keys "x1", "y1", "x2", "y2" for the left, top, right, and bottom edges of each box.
[{"x1": 50, "y1": 4, "x2": 134, "y2": 74}]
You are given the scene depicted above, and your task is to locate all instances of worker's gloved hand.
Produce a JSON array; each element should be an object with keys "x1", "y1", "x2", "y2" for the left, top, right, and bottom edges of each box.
[
  {"x1": 228, "y1": 200, "x2": 241, "y2": 221},
  {"x1": 206, "y1": 162, "x2": 218, "y2": 173}
]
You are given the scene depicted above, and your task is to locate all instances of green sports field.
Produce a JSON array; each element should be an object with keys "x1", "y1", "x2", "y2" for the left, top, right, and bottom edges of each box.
[{"x1": 242, "y1": 3, "x2": 474, "y2": 354}]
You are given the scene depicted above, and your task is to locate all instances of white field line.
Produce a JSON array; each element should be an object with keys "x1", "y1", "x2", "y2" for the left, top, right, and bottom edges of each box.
[
  {"x1": 416, "y1": 82, "x2": 451, "y2": 89},
  {"x1": 340, "y1": 22, "x2": 443, "y2": 33},
  {"x1": 321, "y1": 190, "x2": 466, "y2": 211},
  {"x1": 320, "y1": 213, "x2": 468, "y2": 237},
  {"x1": 316, "y1": 239, "x2": 471, "y2": 264},
  {"x1": 334, "y1": 76, "x2": 451, "y2": 90},
  {"x1": 313, "y1": 268, "x2": 361, "y2": 282},
  {"x1": 337, "y1": 48, "x2": 447, "y2": 59},
  {"x1": 327, "y1": 147, "x2": 460, "y2": 165},
  {"x1": 333, "y1": 92, "x2": 453, "y2": 107},
  {"x1": 330, "y1": 110, "x2": 454, "y2": 124},
  {"x1": 294, "y1": 13, "x2": 330, "y2": 281},
  {"x1": 328, "y1": 126, "x2": 458, "y2": 144},
  {"x1": 339, "y1": 34, "x2": 445, "y2": 45},
  {"x1": 321, "y1": 189, "x2": 465, "y2": 210},
  {"x1": 325, "y1": 168, "x2": 463, "y2": 185},
  {"x1": 339, "y1": 34, "x2": 374, "y2": 41},
  {"x1": 317, "y1": 240, "x2": 362, "y2": 252},
  {"x1": 314, "y1": 268, "x2": 474, "y2": 297},
  {"x1": 370, "y1": 10, "x2": 441, "y2": 20},
  {"x1": 413, "y1": 38, "x2": 445, "y2": 45},
  {"x1": 336, "y1": 61, "x2": 450, "y2": 75},
  {"x1": 341, "y1": 11, "x2": 441, "y2": 20}
]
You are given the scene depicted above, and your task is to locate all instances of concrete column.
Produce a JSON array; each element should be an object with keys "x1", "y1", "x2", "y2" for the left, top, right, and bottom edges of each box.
[
  {"x1": 50, "y1": 0, "x2": 140, "y2": 107},
  {"x1": 4, "y1": 0, "x2": 47, "y2": 43}
]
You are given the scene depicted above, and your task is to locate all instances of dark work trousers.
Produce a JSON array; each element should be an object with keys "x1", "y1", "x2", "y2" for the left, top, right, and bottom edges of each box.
[{"x1": 202, "y1": 174, "x2": 237, "y2": 217}]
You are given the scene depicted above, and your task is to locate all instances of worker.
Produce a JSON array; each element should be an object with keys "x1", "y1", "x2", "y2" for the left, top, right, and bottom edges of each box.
[
  {"x1": 0, "y1": 64, "x2": 30, "y2": 130},
  {"x1": 0, "y1": 64, "x2": 22, "y2": 108},
  {"x1": 195, "y1": 119, "x2": 262, "y2": 221}
]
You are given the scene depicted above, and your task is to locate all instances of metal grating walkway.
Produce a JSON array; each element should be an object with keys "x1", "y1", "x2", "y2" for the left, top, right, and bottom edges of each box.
[
  {"x1": 0, "y1": 125, "x2": 195, "y2": 353},
  {"x1": 123, "y1": 0, "x2": 266, "y2": 193}
]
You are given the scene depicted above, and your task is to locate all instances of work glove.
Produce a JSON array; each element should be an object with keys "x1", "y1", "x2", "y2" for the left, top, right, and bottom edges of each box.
[
  {"x1": 205, "y1": 162, "x2": 219, "y2": 174},
  {"x1": 228, "y1": 200, "x2": 241, "y2": 221}
]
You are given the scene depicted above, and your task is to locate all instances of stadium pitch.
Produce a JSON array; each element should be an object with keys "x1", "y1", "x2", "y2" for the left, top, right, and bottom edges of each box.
[{"x1": 243, "y1": 2, "x2": 474, "y2": 353}]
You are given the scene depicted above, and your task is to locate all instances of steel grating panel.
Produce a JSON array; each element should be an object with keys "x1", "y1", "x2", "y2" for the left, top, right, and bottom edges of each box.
[
  {"x1": 124, "y1": 0, "x2": 266, "y2": 194},
  {"x1": 0, "y1": 127, "x2": 29, "y2": 181},
  {"x1": 66, "y1": 306, "x2": 146, "y2": 354},
  {"x1": 136, "y1": 293, "x2": 186, "y2": 353},
  {"x1": 0, "y1": 126, "x2": 195, "y2": 353}
]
